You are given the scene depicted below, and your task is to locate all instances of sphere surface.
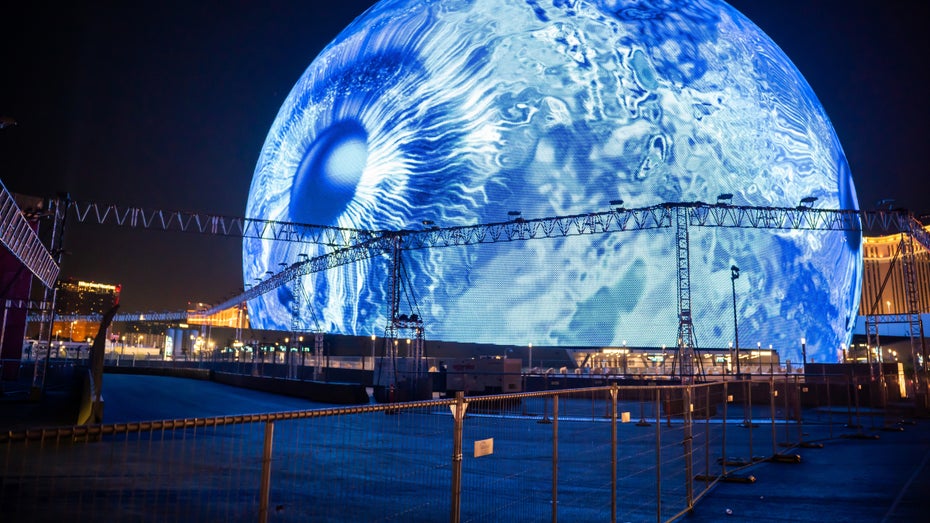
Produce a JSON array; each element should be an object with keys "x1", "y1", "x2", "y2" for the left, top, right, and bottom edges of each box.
[{"x1": 245, "y1": 0, "x2": 861, "y2": 362}]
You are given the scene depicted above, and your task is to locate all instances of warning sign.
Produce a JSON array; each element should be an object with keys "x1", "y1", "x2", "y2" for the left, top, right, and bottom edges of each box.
[{"x1": 474, "y1": 438, "x2": 494, "y2": 458}]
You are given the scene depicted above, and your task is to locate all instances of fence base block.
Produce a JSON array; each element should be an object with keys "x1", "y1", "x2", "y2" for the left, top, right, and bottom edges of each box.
[
  {"x1": 841, "y1": 432, "x2": 880, "y2": 440},
  {"x1": 717, "y1": 457, "x2": 751, "y2": 467},
  {"x1": 721, "y1": 474, "x2": 756, "y2": 484},
  {"x1": 799, "y1": 442, "x2": 824, "y2": 449},
  {"x1": 770, "y1": 453, "x2": 802, "y2": 464}
]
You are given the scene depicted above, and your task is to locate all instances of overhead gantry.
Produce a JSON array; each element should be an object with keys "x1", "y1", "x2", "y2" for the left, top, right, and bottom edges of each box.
[{"x1": 45, "y1": 196, "x2": 930, "y2": 384}]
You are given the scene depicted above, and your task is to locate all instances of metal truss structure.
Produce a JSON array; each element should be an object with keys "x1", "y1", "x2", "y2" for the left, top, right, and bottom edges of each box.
[
  {"x1": 31, "y1": 196, "x2": 930, "y2": 383},
  {"x1": 52, "y1": 310, "x2": 189, "y2": 324},
  {"x1": 0, "y1": 188, "x2": 58, "y2": 288},
  {"x1": 66, "y1": 199, "x2": 375, "y2": 248}
]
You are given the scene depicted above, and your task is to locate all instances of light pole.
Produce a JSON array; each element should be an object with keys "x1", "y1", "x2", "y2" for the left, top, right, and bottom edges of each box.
[
  {"x1": 528, "y1": 343, "x2": 533, "y2": 371},
  {"x1": 730, "y1": 265, "x2": 741, "y2": 376}
]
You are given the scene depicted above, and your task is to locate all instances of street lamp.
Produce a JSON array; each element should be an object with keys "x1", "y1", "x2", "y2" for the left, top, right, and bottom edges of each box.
[
  {"x1": 528, "y1": 343, "x2": 533, "y2": 370},
  {"x1": 730, "y1": 265, "x2": 741, "y2": 376},
  {"x1": 800, "y1": 337, "x2": 807, "y2": 367}
]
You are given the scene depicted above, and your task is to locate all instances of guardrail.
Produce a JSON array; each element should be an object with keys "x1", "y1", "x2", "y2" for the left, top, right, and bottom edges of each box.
[{"x1": 1, "y1": 375, "x2": 922, "y2": 522}]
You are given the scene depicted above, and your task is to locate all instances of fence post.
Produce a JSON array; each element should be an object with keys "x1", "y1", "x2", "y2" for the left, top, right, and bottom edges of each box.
[
  {"x1": 683, "y1": 385, "x2": 694, "y2": 511},
  {"x1": 655, "y1": 388, "x2": 662, "y2": 523},
  {"x1": 704, "y1": 385, "x2": 711, "y2": 482},
  {"x1": 795, "y1": 375, "x2": 804, "y2": 444},
  {"x1": 721, "y1": 382, "x2": 728, "y2": 477},
  {"x1": 259, "y1": 421, "x2": 274, "y2": 523},
  {"x1": 744, "y1": 379, "x2": 755, "y2": 461},
  {"x1": 854, "y1": 375, "x2": 863, "y2": 433},
  {"x1": 450, "y1": 391, "x2": 467, "y2": 523},
  {"x1": 610, "y1": 385, "x2": 618, "y2": 522},
  {"x1": 769, "y1": 374, "x2": 776, "y2": 457},
  {"x1": 552, "y1": 394, "x2": 559, "y2": 523}
]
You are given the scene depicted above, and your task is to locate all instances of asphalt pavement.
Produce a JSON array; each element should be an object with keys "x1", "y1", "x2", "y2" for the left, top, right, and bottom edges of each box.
[
  {"x1": 3, "y1": 372, "x2": 929, "y2": 521},
  {"x1": 683, "y1": 417, "x2": 930, "y2": 522}
]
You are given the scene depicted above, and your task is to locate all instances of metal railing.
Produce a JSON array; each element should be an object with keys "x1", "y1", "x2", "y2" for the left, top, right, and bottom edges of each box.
[{"x1": 1, "y1": 374, "x2": 923, "y2": 522}]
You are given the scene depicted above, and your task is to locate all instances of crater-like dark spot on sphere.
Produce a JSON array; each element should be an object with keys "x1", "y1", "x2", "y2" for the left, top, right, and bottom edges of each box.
[
  {"x1": 277, "y1": 285, "x2": 294, "y2": 310},
  {"x1": 289, "y1": 120, "x2": 368, "y2": 225}
]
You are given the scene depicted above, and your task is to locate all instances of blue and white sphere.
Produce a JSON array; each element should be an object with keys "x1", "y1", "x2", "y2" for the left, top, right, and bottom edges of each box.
[{"x1": 244, "y1": 0, "x2": 861, "y2": 362}]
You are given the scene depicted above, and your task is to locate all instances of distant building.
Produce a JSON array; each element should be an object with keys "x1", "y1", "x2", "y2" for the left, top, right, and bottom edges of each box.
[
  {"x1": 860, "y1": 225, "x2": 930, "y2": 316},
  {"x1": 52, "y1": 279, "x2": 121, "y2": 342},
  {"x1": 186, "y1": 302, "x2": 249, "y2": 330}
]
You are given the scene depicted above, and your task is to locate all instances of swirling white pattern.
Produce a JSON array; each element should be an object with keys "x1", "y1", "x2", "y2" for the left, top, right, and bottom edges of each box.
[{"x1": 244, "y1": 0, "x2": 861, "y2": 362}]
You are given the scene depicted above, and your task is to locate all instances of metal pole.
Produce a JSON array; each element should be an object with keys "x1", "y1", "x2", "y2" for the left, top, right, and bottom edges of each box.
[
  {"x1": 704, "y1": 384, "x2": 711, "y2": 481},
  {"x1": 731, "y1": 266, "x2": 740, "y2": 377},
  {"x1": 450, "y1": 391, "x2": 466, "y2": 523},
  {"x1": 610, "y1": 385, "x2": 618, "y2": 522},
  {"x1": 784, "y1": 371, "x2": 790, "y2": 445},
  {"x1": 770, "y1": 374, "x2": 777, "y2": 457},
  {"x1": 655, "y1": 389, "x2": 662, "y2": 522},
  {"x1": 552, "y1": 394, "x2": 559, "y2": 523},
  {"x1": 746, "y1": 380, "x2": 754, "y2": 458},
  {"x1": 0, "y1": 306, "x2": 7, "y2": 364},
  {"x1": 683, "y1": 385, "x2": 694, "y2": 510},
  {"x1": 722, "y1": 382, "x2": 728, "y2": 477},
  {"x1": 259, "y1": 421, "x2": 275, "y2": 523}
]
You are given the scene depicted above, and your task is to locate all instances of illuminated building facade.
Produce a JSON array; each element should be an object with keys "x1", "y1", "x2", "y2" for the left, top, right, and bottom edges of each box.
[
  {"x1": 860, "y1": 227, "x2": 930, "y2": 316},
  {"x1": 187, "y1": 302, "x2": 249, "y2": 330},
  {"x1": 53, "y1": 279, "x2": 120, "y2": 342}
]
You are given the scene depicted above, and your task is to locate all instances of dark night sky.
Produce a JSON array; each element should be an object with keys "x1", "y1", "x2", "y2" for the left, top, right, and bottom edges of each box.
[{"x1": 1, "y1": 1, "x2": 928, "y2": 313}]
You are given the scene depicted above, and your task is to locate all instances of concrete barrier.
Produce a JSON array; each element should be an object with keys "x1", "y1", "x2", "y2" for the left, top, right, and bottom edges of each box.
[
  {"x1": 104, "y1": 365, "x2": 211, "y2": 381},
  {"x1": 212, "y1": 372, "x2": 370, "y2": 405}
]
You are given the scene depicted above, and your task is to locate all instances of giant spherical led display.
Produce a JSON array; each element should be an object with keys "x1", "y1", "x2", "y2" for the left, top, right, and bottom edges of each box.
[{"x1": 244, "y1": 0, "x2": 861, "y2": 362}]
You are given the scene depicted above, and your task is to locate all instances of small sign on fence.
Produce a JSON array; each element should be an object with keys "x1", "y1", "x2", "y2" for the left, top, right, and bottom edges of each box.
[
  {"x1": 621, "y1": 411, "x2": 631, "y2": 423},
  {"x1": 474, "y1": 438, "x2": 494, "y2": 458}
]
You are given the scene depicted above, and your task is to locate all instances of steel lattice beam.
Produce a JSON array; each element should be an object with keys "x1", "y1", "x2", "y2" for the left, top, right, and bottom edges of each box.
[
  {"x1": 51, "y1": 311, "x2": 190, "y2": 323},
  {"x1": 0, "y1": 186, "x2": 59, "y2": 288},
  {"x1": 197, "y1": 206, "x2": 674, "y2": 317},
  {"x1": 52, "y1": 199, "x2": 930, "y2": 339},
  {"x1": 61, "y1": 197, "x2": 930, "y2": 250},
  {"x1": 67, "y1": 200, "x2": 376, "y2": 248}
]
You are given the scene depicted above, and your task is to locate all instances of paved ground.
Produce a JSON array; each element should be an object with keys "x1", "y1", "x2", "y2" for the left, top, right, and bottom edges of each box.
[
  {"x1": 3, "y1": 373, "x2": 929, "y2": 521},
  {"x1": 681, "y1": 418, "x2": 930, "y2": 522}
]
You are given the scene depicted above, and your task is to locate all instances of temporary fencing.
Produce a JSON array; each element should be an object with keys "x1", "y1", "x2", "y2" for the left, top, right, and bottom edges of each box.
[{"x1": 1, "y1": 373, "x2": 923, "y2": 522}]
